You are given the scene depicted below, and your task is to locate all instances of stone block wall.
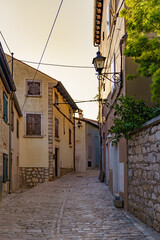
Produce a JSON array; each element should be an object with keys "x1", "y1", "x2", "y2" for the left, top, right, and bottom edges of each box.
[
  {"x1": 20, "y1": 167, "x2": 49, "y2": 187},
  {"x1": 128, "y1": 116, "x2": 160, "y2": 232}
]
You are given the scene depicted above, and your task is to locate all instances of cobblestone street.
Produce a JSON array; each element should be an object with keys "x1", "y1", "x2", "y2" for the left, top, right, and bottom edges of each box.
[{"x1": 0, "y1": 170, "x2": 159, "y2": 240}]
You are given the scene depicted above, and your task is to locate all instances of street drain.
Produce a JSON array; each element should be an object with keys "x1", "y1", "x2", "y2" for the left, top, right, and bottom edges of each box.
[{"x1": 76, "y1": 176, "x2": 83, "y2": 178}]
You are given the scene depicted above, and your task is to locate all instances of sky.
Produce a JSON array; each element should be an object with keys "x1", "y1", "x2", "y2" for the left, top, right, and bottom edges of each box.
[{"x1": 0, "y1": 0, "x2": 99, "y2": 120}]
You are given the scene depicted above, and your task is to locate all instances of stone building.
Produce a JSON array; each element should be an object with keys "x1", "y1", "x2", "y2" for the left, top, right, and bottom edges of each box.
[
  {"x1": 6, "y1": 55, "x2": 78, "y2": 187},
  {"x1": 0, "y1": 43, "x2": 21, "y2": 199},
  {"x1": 75, "y1": 110, "x2": 100, "y2": 172},
  {"x1": 93, "y1": 0, "x2": 152, "y2": 209}
]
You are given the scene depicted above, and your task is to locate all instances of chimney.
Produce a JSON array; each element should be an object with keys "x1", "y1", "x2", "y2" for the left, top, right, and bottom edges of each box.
[{"x1": 78, "y1": 109, "x2": 83, "y2": 119}]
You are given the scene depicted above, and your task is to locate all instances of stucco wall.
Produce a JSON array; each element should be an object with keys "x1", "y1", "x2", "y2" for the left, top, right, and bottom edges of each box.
[
  {"x1": 0, "y1": 79, "x2": 10, "y2": 197},
  {"x1": 128, "y1": 116, "x2": 160, "y2": 232}
]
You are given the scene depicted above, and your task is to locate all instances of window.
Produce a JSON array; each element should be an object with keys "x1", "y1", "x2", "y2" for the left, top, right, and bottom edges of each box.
[
  {"x1": 11, "y1": 101, "x2": 14, "y2": 132},
  {"x1": 69, "y1": 128, "x2": 72, "y2": 144},
  {"x1": 55, "y1": 93, "x2": 58, "y2": 106},
  {"x1": 69, "y1": 109, "x2": 71, "y2": 119},
  {"x1": 26, "y1": 80, "x2": 41, "y2": 96},
  {"x1": 3, "y1": 153, "x2": 8, "y2": 183},
  {"x1": 17, "y1": 119, "x2": 19, "y2": 138},
  {"x1": 3, "y1": 92, "x2": 8, "y2": 123},
  {"x1": 63, "y1": 118, "x2": 65, "y2": 134},
  {"x1": 26, "y1": 113, "x2": 41, "y2": 136},
  {"x1": 111, "y1": 53, "x2": 116, "y2": 93},
  {"x1": 88, "y1": 161, "x2": 92, "y2": 167},
  {"x1": 106, "y1": 2, "x2": 111, "y2": 37},
  {"x1": 55, "y1": 117, "x2": 59, "y2": 138}
]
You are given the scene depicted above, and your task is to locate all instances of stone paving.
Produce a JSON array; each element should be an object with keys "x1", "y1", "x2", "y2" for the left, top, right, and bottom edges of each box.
[{"x1": 0, "y1": 170, "x2": 159, "y2": 240}]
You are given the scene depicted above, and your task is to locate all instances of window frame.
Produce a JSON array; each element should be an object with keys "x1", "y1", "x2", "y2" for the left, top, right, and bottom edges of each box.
[
  {"x1": 106, "y1": 1, "x2": 111, "y2": 37},
  {"x1": 55, "y1": 117, "x2": 59, "y2": 139},
  {"x1": 26, "y1": 80, "x2": 42, "y2": 97},
  {"x1": 69, "y1": 128, "x2": 72, "y2": 145},
  {"x1": 25, "y1": 112, "x2": 42, "y2": 137},
  {"x1": 3, "y1": 91, "x2": 8, "y2": 123}
]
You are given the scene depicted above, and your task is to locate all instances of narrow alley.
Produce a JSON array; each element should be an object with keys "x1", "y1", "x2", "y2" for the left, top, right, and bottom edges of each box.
[{"x1": 0, "y1": 170, "x2": 159, "y2": 240}]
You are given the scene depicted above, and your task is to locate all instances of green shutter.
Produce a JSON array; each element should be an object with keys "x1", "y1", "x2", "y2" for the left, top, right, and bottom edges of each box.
[
  {"x1": 3, "y1": 153, "x2": 8, "y2": 183},
  {"x1": 3, "y1": 92, "x2": 8, "y2": 123}
]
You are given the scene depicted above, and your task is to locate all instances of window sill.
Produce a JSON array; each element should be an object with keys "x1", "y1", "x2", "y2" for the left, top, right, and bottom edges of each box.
[
  {"x1": 25, "y1": 95, "x2": 42, "y2": 98},
  {"x1": 55, "y1": 137, "x2": 61, "y2": 142},
  {"x1": 23, "y1": 135, "x2": 44, "y2": 138}
]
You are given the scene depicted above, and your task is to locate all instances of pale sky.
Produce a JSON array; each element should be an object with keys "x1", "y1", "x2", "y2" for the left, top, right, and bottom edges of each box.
[{"x1": 0, "y1": 0, "x2": 99, "y2": 120}]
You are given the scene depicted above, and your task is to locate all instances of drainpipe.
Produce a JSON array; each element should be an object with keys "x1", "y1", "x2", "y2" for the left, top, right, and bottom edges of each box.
[
  {"x1": 9, "y1": 52, "x2": 14, "y2": 194},
  {"x1": 73, "y1": 112, "x2": 76, "y2": 171}
]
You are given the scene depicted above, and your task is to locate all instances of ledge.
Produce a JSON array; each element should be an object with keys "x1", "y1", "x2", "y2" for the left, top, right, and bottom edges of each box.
[
  {"x1": 23, "y1": 135, "x2": 44, "y2": 138},
  {"x1": 54, "y1": 137, "x2": 61, "y2": 142}
]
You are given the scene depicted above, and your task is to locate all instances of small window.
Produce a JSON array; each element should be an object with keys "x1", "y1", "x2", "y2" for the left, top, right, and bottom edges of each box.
[
  {"x1": 88, "y1": 161, "x2": 92, "y2": 167},
  {"x1": 3, "y1": 92, "x2": 8, "y2": 123},
  {"x1": 3, "y1": 153, "x2": 8, "y2": 183},
  {"x1": 69, "y1": 128, "x2": 72, "y2": 144},
  {"x1": 63, "y1": 118, "x2": 65, "y2": 134},
  {"x1": 26, "y1": 113, "x2": 41, "y2": 136},
  {"x1": 69, "y1": 109, "x2": 71, "y2": 119},
  {"x1": 26, "y1": 80, "x2": 41, "y2": 96},
  {"x1": 111, "y1": 53, "x2": 116, "y2": 93},
  {"x1": 55, "y1": 93, "x2": 58, "y2": 106},
  {"x1": 106, "y1": 2, "x2": 111, "y2": 37},
  {"x1": 11, "y1": 101, "x2": 14, "y2": 132},
  {"x1": 55, "y1": 117, "x2": 59, "y2": 138},
  {"x1": 17, "y1": 119, "x2": 19, "y2": 138}
]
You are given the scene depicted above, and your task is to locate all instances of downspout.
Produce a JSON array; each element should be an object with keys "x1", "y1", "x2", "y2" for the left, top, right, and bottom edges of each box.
[
  {"x1": 9, "y1": 52, "x2": 14, "y2": 194},
  {"x1": 73, "y1": 112, "x2": 76, "y2": 171}
]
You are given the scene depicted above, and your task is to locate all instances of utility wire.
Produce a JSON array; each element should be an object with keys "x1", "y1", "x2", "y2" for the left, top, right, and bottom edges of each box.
[
  {"x1": 0, "y1": 31, "x2": 12, "y2": 55},
  {"x1": 22, "y1": 0, "x2": 64, "y2": 111},
  {"x1": 20, "y1": 59, "x2": 94, "y2": 69}
]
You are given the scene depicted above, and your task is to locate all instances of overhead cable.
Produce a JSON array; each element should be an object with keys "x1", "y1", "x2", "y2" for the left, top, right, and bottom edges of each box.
[{"x1": 22, "y1": 0, "x2": 64, "y2": 110}]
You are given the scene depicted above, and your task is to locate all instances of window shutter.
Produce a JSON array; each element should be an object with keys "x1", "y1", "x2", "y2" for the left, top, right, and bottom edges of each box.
[
  {"x1": 55, "y1": 118, "x2": 59, "y2": 138},
  {"x1": 26, "y1": 114, "x2": 41, "y2": 136},
  {"x1": 3, "y1": 92, "x2": 8, "y2": 123},
  {"x1": 3, "y1": 153, "x2": 8, "y2": 183},
  {"x1": 27, "y1": 81, "x2": 41, "y2": 96},
  {"x1": 69, "y1": 129, "x2": 72, "y2": 144},
  {"x1": 17, "y1": 119, "x2": 19, "y2": 138}
]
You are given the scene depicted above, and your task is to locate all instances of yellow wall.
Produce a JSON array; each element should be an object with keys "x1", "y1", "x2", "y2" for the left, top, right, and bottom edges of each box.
[
  {"x1": 53, "y1": 88, "x2": 74, "y2": 170},
  {"x1": 6, "y1": 56, "x2": 57, "y2": 168}
]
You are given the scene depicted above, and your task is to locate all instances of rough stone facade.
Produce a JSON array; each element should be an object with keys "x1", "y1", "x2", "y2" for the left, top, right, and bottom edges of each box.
[
  {"x1": 128, "y1": 116, "x2": 160, "y2": 232},
  {"x1": 48, "y1": 83, "x2": 55, "y2": 181},
  {"x1": 20, "y1": 167, "x2": 49, "y2": 187}
]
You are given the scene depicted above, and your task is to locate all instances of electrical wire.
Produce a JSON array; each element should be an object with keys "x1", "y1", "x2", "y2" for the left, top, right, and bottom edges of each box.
[
  {"x1": 21, "y1": 0, "x2": 64, "y2": 111},
  {"x1": 0, "y1": 31, "x2": 12, "y2": 55},
  {"x1": 19, "y1": 59, "x2": 94, "y2": 69}
]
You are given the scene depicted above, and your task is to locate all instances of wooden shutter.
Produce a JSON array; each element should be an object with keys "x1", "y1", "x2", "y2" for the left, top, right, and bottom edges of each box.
[
  {"x1": 69, "y1": 128, "x2": 72, "y2": 144},
  {"x1": 27, "y1": 81, "x2": 41, "y2": 96},
  {"x1": 17, "y1": 119, "x2": 19, "y2": 138},
  {"x1": 3, "y1": 92, "x2": 8, "y2": 123},
  {"x1": 26, "y1": 114, "x2": 41, "y2": 135},
  {"x1": 3, "y1": 153, "x2": 8, "y2": 183},
  {"x1": 55, "y1": 118, "x2": 59, "y2": 138}
]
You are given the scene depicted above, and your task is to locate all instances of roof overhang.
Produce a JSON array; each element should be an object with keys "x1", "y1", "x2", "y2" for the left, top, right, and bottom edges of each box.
[
  {"x1": 93, "y1": 0, "x2": 103, "y2": 47},
  {"x1": 55, "y1": 82, "x2": 79, "y2": 111},
  {"x1": 0, "y1": 42, "x2": 16, "y2": 92}
]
